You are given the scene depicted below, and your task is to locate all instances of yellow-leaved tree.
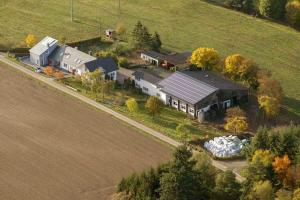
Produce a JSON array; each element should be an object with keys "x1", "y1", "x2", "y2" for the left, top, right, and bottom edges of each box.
[
  {"x1": 25, "y1": 34, "x2": 37, "y2": 48},
  {"x1": 252, "y1": 149, "x2": 274, "y2": 167},
  {"x1": 126, "y1": 98, "x2": 139, "y2": 112},
  {"x1": 224, "y1": 107, "x2": 248, "y2": 134},
  {"x1": 190, "y1": 48, "x2": 220, "y2": 70},
  {"x1": 258, "y1": 95, "x2": 280, "y2": 118}
]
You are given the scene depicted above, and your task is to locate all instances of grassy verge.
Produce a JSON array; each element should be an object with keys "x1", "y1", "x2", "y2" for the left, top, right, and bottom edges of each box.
[{"x1": 58, "y1": 77, "x2": 226, "y2": 141}]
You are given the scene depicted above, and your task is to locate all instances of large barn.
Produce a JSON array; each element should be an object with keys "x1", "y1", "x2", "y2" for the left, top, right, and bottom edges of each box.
[{"x1": 158, "y1": 70, "x2": 248, "y2": 119}]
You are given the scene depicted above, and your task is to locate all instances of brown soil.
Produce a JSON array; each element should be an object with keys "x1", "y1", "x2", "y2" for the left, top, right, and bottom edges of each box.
[{"x1": 0, "y1": 63, "x2": 171, "y2": 200}]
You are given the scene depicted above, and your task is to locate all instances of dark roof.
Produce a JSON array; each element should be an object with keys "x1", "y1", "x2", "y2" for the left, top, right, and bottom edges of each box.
[
  {"x1": 48, "y1": 45, "x2": 67, "y2": 62},
  {"x1": 158, "y1": 72, "x2": 218, "y2": 105},
  {"x1": 163, "y1": 52, "x2": 191, "y2": 65},
  {"x1": 133, "y1": 69, "x2": 163, "y2": 85},
  {"x1": 141, "y1": 51, "x2": 165, "y2": 60},
  {"x1": 181, "y1": 71, "x2": 247, "y2": 91},
  {"x1": 85, "y1": 57, "x2": 118, "y2": 74}
]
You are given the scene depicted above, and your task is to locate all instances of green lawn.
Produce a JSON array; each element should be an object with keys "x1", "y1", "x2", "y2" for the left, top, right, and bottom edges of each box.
[
  {"x1": 0, "y1": 0, "x2": 299, "y2": 115},
  {"x1": 59, "y1": 77, "x2": 224, "y2": 140}
]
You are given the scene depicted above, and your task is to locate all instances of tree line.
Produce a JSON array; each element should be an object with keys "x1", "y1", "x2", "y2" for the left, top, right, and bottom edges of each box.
[
  {"x1": 226, "y1": 0, "x2": 300, "y2": 28},
  {"x1": 112, "y1": 124, "x2": 300, "y2": 200}
]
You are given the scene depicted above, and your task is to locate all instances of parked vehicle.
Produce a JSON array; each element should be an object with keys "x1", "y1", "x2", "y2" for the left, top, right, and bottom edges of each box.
[{"x1": 35, "y1": 67, "x2": 42, "y2": 73}]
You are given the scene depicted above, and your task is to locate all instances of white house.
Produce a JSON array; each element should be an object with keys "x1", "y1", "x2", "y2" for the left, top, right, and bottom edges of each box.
[
  {"x1": 132, "y1": 69, "x2": 165, "y2": 100},
  {"x1": 29, "y1": 36, "x2": 58, "y2": 66}
]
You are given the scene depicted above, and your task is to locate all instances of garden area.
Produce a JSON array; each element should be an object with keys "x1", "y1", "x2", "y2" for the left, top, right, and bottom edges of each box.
[{"x1": 58, "y1": 76, "x2": 226, "y2": 142}]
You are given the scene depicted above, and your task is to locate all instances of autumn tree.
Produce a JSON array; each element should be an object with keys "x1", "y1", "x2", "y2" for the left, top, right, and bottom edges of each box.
[
  {"x1": 43, "y1": 66, "x2": 54, "y2": 76},
  {"x1": 81, "y1": 69, "x2": 103, "y2": 91},
  {"x1": 115, "y1": 23, "x2": 126, "y2": 41},
  {"x1": 259, "y1": 0, "x2": 286, "y2": 20},
  {"x1": 145, "y1": 96, "x2": 164, "y2": 116},
  {"x1": 190, "y1": 48, "x2": 220, "y2": 70},
  {"x1": 273, "y1": 155, "x2": 293, "y2": 188},
  {"x1": 293, "y1": 188, "x2": 300, "y2": 200},
  {"x1": 258, "y1": 76, "x2": 283, "y2": 104},
  {"x1": 25, "y1": 34, "x2": 37, "y2": 47},
  {"x1": 224, "y1": 54, "x2": 259, "y2": 88},
  {"x1": 99, "y1": 81, "x2": 114, "y2": 100},
  {"x1": 126, "y1": 98, "x2": 138, "y2": 112},
  {"x1": 224, "y1": 107, "x2": 248, "y2": 134},
  {"x1": 258, "y1": 95, "x2": 280, "y2": 118},
  {"x1": 286, "y1": 0, "x2": 300, "y2": 28}
]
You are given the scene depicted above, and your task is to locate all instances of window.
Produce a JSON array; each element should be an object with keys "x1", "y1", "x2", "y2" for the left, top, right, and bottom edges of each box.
[
  {"x1": 142, "y1": 87, "x2": 149, "y2": 92},
  {"x1": 189, "y1": 108, "x2": 194, "y2": 113},
  {"x1": 173, "y1": 100, "x2": 178, "y2": 106},
  {"x1": 180, "y1": 104, "x2": 186, "y2": 111},
  {"x1": 156, "y1": 93, "x2": 161, "y2": 97},
  {"x1": 63, "y1": 63, "x2": 68, "y2": 69}
]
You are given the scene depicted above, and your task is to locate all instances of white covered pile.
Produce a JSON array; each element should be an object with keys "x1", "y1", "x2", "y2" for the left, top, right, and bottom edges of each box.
[{"x1": 204, "y1": 135, "x2": 248, "y2": 158}]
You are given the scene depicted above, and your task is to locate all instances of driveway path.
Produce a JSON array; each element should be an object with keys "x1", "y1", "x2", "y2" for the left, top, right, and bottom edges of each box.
[{"x1": 0, "y1": 55, "x2": 246, "y2": 181}]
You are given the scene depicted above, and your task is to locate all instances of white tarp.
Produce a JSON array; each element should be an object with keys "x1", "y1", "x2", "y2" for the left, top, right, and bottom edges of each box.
[{"x1": 204, "y1": 135, "x2": 248, "y2": 158}]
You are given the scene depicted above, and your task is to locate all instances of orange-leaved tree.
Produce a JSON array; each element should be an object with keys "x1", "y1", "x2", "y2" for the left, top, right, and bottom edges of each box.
[
  {"x1": 43, "y1": 66, "x2": 55, "y2": 76},
  {"x1": 272, "y1": 155, "x2": 293, "y2": 188},
  {"x1": 54, "y1": 71, "x2": 64, "y2": 79}
]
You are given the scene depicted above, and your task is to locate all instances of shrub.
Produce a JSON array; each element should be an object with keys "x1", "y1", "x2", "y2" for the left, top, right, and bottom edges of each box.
[
  {"x1": 126, "y1": 98, "x2": 139, "y2": 112},
  {"x1": 54, "y1": 71, "x2": 64, "y2": 79},
  {"x1": 43, "y1": 66, "x2": 54, "y2": 76},
  {"x1": 145, "y1": 96, "x2": 164, "y2": 116},
  {"x1": 118, "y1": 57, "x2": 129, "y2": 68}
]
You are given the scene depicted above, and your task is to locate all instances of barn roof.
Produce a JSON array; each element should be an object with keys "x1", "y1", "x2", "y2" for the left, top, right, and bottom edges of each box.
[
  {"x1": 133, "y1": 69, "x2": 163, "y2": 85},
  {"x1": 158, "y1": 71, "x2": 218, "y2": 105}
]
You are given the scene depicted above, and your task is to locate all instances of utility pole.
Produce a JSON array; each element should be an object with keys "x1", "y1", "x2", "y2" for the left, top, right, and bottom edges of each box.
[
  {"x1": 118, "y1": 0, "x2": 121, "y2": 21},
  {"x1": 70, "y1": 0, "x2": 74, "y2": 22}
]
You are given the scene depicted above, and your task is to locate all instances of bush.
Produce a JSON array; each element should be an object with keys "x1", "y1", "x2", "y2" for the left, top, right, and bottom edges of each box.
[
  {"x1": 118, "y1": 57, "x2": 129, "y2": 68},
  {"x1": 145, "y1": 96, "x2": 164, "y2": 116},
  {"x1": 43, "y1": 66, "x2": 54, "y2": 76},
  {"x1": 54, "y1": 71, "x2": 64, "y2": 79},
  {"x1": 126, "y1": 98, "x2": 139, "y2": 112}
]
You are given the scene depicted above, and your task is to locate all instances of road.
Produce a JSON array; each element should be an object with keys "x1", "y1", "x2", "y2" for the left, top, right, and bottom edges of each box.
[{"x1": 0, "y1": 55, "x2": 246, "y2": 181}]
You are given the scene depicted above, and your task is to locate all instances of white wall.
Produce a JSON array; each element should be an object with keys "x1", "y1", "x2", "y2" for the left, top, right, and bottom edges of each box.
[{"x1": 135, "y1": 78, "x2": 160, "y2": 97}]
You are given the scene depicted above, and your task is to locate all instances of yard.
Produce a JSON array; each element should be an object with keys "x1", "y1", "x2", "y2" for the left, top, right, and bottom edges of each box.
[
  {"x1": 58, "y1": 77, "x2": 226, "y2": 141},
  {"x1": 0, "y1": 0, "x2": 300, "y2": 117},
  {"x1": 0, "y1": 62, "x2": 172, "y2": 200}
]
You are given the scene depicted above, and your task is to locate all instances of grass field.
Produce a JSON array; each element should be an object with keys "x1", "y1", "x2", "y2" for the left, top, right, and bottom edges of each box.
[
  {"x1": 0, "y1": 0, "x2": 299, "y2": 115},
  {"x1": 0, "y1": 62, "x2": 171, "y2": 200}
]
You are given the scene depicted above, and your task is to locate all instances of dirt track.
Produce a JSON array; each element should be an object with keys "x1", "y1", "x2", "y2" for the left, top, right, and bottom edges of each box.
[{"x1": 0, "y1": 63, "x2": 171, "y2": 200}]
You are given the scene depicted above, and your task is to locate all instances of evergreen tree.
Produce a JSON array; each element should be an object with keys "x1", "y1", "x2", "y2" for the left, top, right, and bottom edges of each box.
[
  {"x1": 159, "y1": 146, "x2": 209, "y2": 200},
  {"x1": 151, "y1": 32, "x2": 162, "y2": 51},
  {"x1": 214, "y1": 170, "x2": 241, "y2": 200}
]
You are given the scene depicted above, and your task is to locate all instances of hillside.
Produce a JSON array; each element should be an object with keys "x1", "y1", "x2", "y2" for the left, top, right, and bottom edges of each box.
[{"x1": 0, "y1": 0, "x2": 299, "y2": 115}]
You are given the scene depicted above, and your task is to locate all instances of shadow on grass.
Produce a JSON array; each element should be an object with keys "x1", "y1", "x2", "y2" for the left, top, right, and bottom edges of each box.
[{"x1": 280, "y1": 97, "x2": 300, "y2": 124}]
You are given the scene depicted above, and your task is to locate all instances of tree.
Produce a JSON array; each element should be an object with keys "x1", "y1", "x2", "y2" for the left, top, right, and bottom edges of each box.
[
  {"x1": 100, "y1": 81, "x2": 114, "y2": 100},
  {"x1": 116, "y1": 23, "x2": 126, "y2": 36},
  {"x1": 43, "y1": 66, "x2": 54, "y2": 76},
  {"x1": 118, "y1": 57, "x2": 129, "y2": 68},
  {"x1": 258, "y1": 95, "x2": 280, "y2": 118},
  {"x1": 54, "y1": 71, "x2": 64, "y2": 79},
  {"x1": 214, "y1": 170, "x2": 241, "y2": 200},
  {"x1": 293, "y1": 188, "x2": 300, "y2": 200},
  {"x1": 259, "y1": 0, "x2": 286, "y2": 20},
  {"x1": 251, "y1": 181, "x2": 275, "y2": 200},
  {"x1": 145, "y1": 96, "x2": 164, "y2": 116},
  {"x1": 276, "y1": 189, "x2": 293, "y2": 200},
  {"x1": 226, "y1": 106, "x2": 246, "y2": 118},
  {"x1": 286, "y1": 0, "x2": 300, "y2": 28},
  {"x1": 151, "y1": 32, "x2": 162, "y2": 51},
  {"x1": 273, "y1": 155, "x2": 293, "y2": 188},
  {"x1": 59, "y1": 36, "x2": 67, "y2": 44},
  {"x1": 126, "y1": 98, "x2": 139, "y2": 112},
  {"x1": 131, "y1": 21, "x2": 152, "y2": 49},
  {"x1": 193, "y1": 152, "x2": 216, "y2": 189},
  {"x1": 190, "y1": 48, "x2": 220, "y2": 70},
  {"x1": 224, "y1": 116, "x2": 248, "y2": 134},
  {"x1": 258, "y1": 76, "x2": 283, "y2": 104},
  {"x1": 252, "y1": 149, "x2": 274, "y2": 166},
  {"x1": 81, "y1": 69, "x2": 103, "y2": 91},
  {"x1": 159, "y1": 145, "x2": 209, "y2": 200},
  {"x1": 224, "y1": 54, "x2": 259, "y2": 88},
  {"x1": 25, "y1": 34, "x2": 37, "y2": 47}
]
